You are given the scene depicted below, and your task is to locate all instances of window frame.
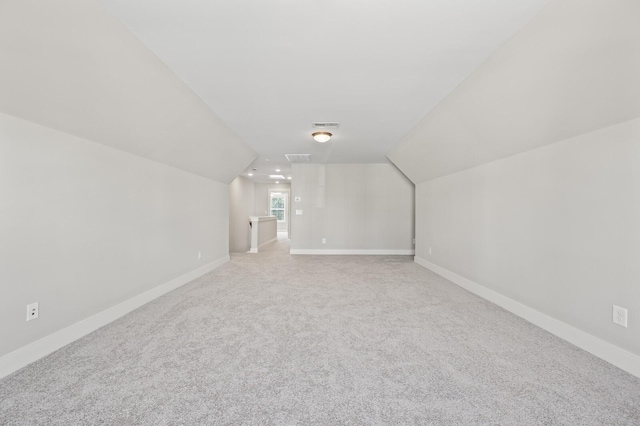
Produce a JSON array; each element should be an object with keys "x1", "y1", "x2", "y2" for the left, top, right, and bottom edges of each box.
[{"x1": 269, "y1": 192, "x2": 287, "y2": 223}]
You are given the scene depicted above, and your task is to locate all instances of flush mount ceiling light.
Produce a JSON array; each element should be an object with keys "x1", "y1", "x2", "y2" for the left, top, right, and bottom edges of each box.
[{"x1": 312, "y1": 132, "x2": 332, "y2": 143}]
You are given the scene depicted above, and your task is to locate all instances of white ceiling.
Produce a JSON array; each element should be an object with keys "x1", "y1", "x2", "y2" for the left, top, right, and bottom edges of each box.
[{"x1": 98, "y1": 0, "x2": 548, "y2": 183}]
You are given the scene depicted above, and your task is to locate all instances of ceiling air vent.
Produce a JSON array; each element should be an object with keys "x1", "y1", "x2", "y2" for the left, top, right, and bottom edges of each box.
[
  {"x1": 285, "y1": 154, "x2": 311, "y2": 162},
  {"x1": 312, "y1": 122, "x2": 340, "y2": 129}
]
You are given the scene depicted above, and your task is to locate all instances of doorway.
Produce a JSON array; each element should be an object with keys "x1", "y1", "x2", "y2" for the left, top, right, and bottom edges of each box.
[{"x1": 269, "y1": 189, "x2": 290, "y2": 239}]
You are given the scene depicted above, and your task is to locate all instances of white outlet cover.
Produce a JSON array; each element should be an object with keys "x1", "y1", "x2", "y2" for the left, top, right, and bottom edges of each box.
[
  {"x1": 26, "y1": 302, "x2": 39, "y2": 321},
  {"x1": 612, "y1": 305, "x2": 628, "y2": 328},
  {"x1": 296, "y1": 210, "x2": 303, "y2": 215}
]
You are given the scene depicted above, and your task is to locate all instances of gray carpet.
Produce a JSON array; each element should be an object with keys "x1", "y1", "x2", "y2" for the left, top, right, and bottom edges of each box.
[{"x1": 1, "y1": 237, "x2": 639, "y2": 425}]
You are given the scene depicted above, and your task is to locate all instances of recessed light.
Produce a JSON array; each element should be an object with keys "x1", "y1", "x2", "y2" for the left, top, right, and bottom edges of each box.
[
  {"x1": 248, "y1": 173, "x2": 253, "y2": 176},
  {"x1": 275, "y1": 169, "x2": 281, "y2": 172},
  {"x1": 275, "y1": 181, "x2": 280, "y2": 184},
  {"x1": 287, "y1": 176, "x2": 292, "y2": 180}
]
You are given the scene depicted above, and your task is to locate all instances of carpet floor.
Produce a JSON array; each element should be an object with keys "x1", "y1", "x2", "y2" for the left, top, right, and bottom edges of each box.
[{"x1": 1, "y1": 237, "x2": 639, "y2": 425}]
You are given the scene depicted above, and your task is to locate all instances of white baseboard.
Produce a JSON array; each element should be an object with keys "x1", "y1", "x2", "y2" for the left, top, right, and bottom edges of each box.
[
  {"x1": 290, "y1": 249, "x2": 415, "y2": 255},
  {"x1": 0, "y1": 255, "x2": 230, "y2": 380},
  {"x1": 260, "y1": 236, "x2": 278, "y2": 247},
  {"x1": 248, "y1": 237, "x2": 278, "y2": 254},
  {"x1": 414, "y1": 256, "x2": 640, "y2": 378}
]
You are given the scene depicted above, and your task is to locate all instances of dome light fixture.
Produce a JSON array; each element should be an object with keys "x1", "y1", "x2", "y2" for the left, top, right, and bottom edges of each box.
[{"x1": 312, "y1": 132, "x2": 332, "y2": 143}]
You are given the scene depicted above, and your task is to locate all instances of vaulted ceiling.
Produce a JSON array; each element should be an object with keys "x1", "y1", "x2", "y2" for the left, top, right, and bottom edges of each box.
[
  {"x1": 97, "y1": 0, "x2": 548, "y2": 182},
  {"x1": 0, "y1": 0, "x2": 256, "y2": 184},
  {"x1": 389, "y1": 0, "x2": 640, "y2": 183},
  {"x1": 5, "y1": 1, "x2": 634, "y2": 187}
]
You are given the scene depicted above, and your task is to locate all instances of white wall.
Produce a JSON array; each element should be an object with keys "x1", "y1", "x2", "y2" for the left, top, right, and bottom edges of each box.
[
  {"x1": 415, "y1": 118, "x2": 640, "y2": 357},
  {"x1": 385, "y1": 0, "x2": 640, "y2": 375},
  {"x1": 257, "y1": 218, "x2": 278, "y2": 248},
  {"x1": 229, "y1": 176, "x2": 255, "y2": 253},
  {"x1": 0, "y1": 113, "x2": 230, "y2": 358},
  {"x1": 291, "y1": 163, "x2": 414, "y2": 253}
]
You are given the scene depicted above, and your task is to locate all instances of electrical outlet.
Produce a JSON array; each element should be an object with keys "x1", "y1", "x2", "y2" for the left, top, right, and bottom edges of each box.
[
  {"x1": 322, "y1": 238, "x2": 326, "y2": 244},
  {"x1": 26, "y1": 302, "x2": 39, "y2": 321},
  {"x1": 198, "y1": 250, "x2": 202, "y2": 260},
  {"x1": 612, "y1": 305, "x2": 628, "y2": 328}
]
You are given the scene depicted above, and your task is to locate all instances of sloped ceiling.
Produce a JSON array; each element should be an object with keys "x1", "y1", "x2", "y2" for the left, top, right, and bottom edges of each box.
[
  {"x1": 0, "y1": 0, "x2": 256, "y2": 184},
  {"x1": 388, "y1": 0, "x2": 640, "y2": 184},
  {"x1": 97, "y1": 0, "x2": 547, "y2": 183}
]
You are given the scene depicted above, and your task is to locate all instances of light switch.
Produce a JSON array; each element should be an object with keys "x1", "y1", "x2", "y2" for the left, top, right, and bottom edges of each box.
[{"x1": 296, "y1": 209, "x2": 303, "y2": 215}]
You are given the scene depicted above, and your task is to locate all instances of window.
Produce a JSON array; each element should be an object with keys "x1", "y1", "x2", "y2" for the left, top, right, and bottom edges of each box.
[{"x1": 270, "y1": 193, "x2": 286, "y2": 222}]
